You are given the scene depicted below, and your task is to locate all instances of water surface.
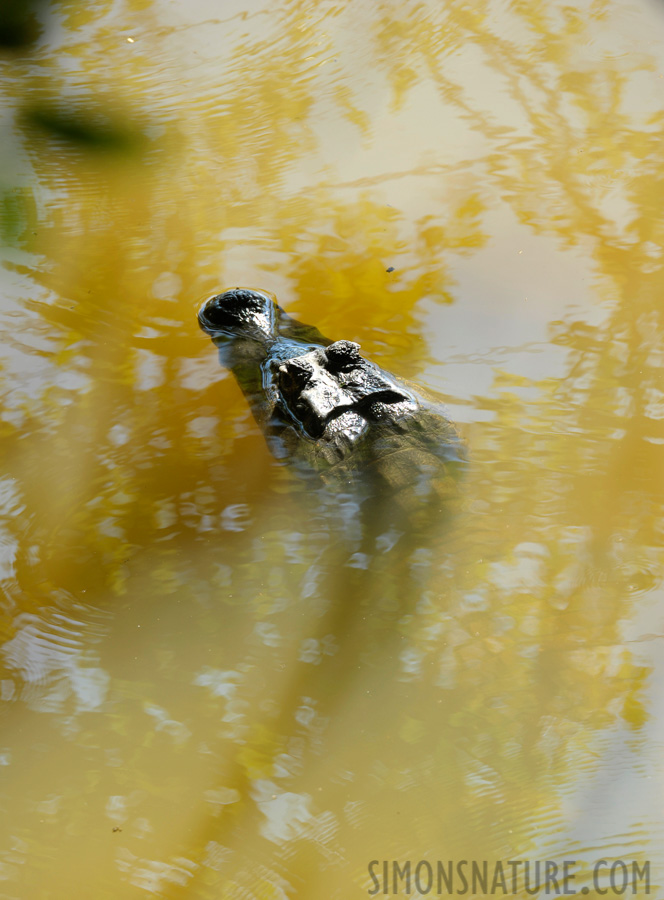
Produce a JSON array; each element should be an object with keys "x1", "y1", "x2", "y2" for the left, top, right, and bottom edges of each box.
[{"x1": 1, "y1": 0, "x2": 663, "y2": 897}]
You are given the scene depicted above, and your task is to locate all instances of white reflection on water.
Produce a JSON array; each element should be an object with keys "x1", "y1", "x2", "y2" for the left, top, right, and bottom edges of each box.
[
  {"x1": 2, "y1": 600, "x2": 110, "y2": 717},
  {"x1": 115, "y1": 849, "x2": 197, "y2": 894}
]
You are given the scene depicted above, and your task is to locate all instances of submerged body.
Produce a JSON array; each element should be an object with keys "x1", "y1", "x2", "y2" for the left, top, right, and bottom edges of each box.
[{"x1": 198, "y1": 288, "x2": 464, "y2": 524}]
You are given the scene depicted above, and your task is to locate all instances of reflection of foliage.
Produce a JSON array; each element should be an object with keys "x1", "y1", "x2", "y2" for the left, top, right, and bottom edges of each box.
[
  {"x1": 0, "y1": 0, "x2": 47, "y2": 48},
  {"x1": 22, "y1": 101, "x2": 146, "y2": 154},
  {"x1": 0, "y1": 0, "x2": 662, "y2": 895},
  {"x1": 0, "y1": 186, "x2": 37, "y2": 246},
  {"x1": 271, "y1": 192, "x2": 487, "y2": 368}
]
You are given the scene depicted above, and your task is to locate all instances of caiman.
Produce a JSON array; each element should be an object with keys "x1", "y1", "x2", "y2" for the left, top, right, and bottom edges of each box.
[{"x1": 198, "y1": 288, "x2": 465, "y2": 527}]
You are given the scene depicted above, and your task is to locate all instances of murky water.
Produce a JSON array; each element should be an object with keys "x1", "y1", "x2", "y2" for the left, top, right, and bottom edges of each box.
[{"x1": 1, "y1": 0, "x2": 663, "y2": 897}]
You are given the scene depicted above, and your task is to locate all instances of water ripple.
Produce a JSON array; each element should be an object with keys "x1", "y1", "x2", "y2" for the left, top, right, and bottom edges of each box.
[{"x1": 2, "y1": 596, "x2": 111, "y2": 715}]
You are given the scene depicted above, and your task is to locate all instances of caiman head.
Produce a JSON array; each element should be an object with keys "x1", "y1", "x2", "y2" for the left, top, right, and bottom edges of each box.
[{"x1": 198, "y1": 289, "x2": 423, "y2": 462}]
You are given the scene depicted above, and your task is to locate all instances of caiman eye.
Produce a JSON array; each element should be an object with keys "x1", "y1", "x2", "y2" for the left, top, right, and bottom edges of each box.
[{"x1": 325, "y1": 340, "x2": 361, "y2": 371}]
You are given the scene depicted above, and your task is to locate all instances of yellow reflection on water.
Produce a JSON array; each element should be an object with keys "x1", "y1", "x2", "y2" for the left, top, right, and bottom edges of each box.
[{"x1": 1, "y1": 0, "x2": 663, "y2": 897}]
